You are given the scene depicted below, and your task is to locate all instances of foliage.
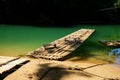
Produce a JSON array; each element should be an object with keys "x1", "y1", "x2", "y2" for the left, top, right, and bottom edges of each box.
[
  {"x1": 0, "y1": 0, "x2": 119, "y2": 25},
  {"x1": 114, "y1": 0, "x2": 120, "y2": 7}
]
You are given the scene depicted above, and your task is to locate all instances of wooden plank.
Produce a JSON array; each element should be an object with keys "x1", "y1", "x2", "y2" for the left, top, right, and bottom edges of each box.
[
  {"x1": 0, "y1": 56, "x2": 29, "y2": 75},
  {"x1": 0, "y1": 56, "x2": 20, "y2": 66},
  {"x1": 0, "y1": 56, "x2": 16, "y2": 64},
  {"x1": 28, "y1": 29, "x2": 95, "y2": 60}
]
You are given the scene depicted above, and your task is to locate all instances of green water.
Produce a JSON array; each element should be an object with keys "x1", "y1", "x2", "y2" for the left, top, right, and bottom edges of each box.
[
  {"x1": 0, "y1": 25, "x2": 120, "y2": 62},
  {"x1": 0, "y1": 25, "x2": 80, "y2": 56}
]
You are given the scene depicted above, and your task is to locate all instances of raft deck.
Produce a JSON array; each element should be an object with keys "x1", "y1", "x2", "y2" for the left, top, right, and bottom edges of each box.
[
  {"x1": 28, "y1": 29, "x2": 95, "y2": 60},
  {"x1": 0, "y1": 56, "x2": 29, "y2": 75}
]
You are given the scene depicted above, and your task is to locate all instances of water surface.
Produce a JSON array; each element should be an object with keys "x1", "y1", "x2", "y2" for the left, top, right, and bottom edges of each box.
[{"x1": 0, "y1": 25, "x2": 120, "y2": 63}]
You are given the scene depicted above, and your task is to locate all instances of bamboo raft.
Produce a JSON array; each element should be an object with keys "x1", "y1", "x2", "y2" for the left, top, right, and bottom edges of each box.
[
  {"x1": 0, "y1": 56, "x2": 29, "y2": 75},
  {"x1": 27, "y1": 29, "x2": 95, "y2": 60},
  {"x1": 99, "y1": 40, "x2": 120, "y2": 47}
]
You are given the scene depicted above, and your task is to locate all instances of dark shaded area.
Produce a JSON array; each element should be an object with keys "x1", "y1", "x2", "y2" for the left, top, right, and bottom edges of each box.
[
  {"x1": 0, "y1": 0, "x2": 120, "y2": 26},
  {"x1": 58, "y1": 41, "x2": 103, "y2": 61},
  {"x1": 0, "y1": 61, "x2": 29, "y2": 80},
  {"x1": 65, "y1": 40, "x2": 110, "y2": 62},
  {"x1": 36, "y1": 63, "x2": 93, "y2": 80},
  {"x1": 59, "y1": 31, "x2": 101, "y2": 61},
  {"x1": 34, "y1": 63, "x2": 114, "y2": 80}
]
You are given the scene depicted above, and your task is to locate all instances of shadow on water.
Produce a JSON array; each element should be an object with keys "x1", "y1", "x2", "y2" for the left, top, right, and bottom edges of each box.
[
  {"x1": 58, "y1": 29, "x2": 113, "y2": 62},
  {"x1": 63, "y1": 40, "x2": 111, "y2": 62}
]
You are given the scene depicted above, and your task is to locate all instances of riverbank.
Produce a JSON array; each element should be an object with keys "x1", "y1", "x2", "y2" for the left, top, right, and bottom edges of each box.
[{"x1": 4, "y1": 58, "x2": 120, "y2": 80}]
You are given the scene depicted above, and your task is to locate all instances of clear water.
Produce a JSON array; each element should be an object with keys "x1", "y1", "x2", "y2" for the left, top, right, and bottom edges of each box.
[
  {"x1": 0, "y1": 25, "x2": 81, "y2": 56},
  {"x1": 0, "y1": 25, "x2": 120, "y2": 63}
]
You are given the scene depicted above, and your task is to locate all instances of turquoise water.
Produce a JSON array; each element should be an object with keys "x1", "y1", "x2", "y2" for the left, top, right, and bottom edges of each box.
[{"x1": 0, "y1": 25, "x2": 120, "y2": 62}]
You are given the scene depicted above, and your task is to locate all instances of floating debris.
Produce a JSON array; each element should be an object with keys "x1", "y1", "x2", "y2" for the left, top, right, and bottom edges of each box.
[{"x1": 99, "y1": 40, "x2": 120, "y2": 47}]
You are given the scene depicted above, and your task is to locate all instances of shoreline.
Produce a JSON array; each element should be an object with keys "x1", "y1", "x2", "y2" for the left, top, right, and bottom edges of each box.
[
  {"x1": 3, "y1": 57, "x2": 120, "y2": 80},
  {"x1": 0, "y1": 54, "x2": 113, "y2": 64}
]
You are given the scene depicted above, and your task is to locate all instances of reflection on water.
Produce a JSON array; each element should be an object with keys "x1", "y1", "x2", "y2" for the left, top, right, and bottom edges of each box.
[
  {"x1": 115, "y1": 56, "x2": 120, "y2": 64},
  {"x1": 109, "y1": 48, "x2": 120, "y2": 65}
]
